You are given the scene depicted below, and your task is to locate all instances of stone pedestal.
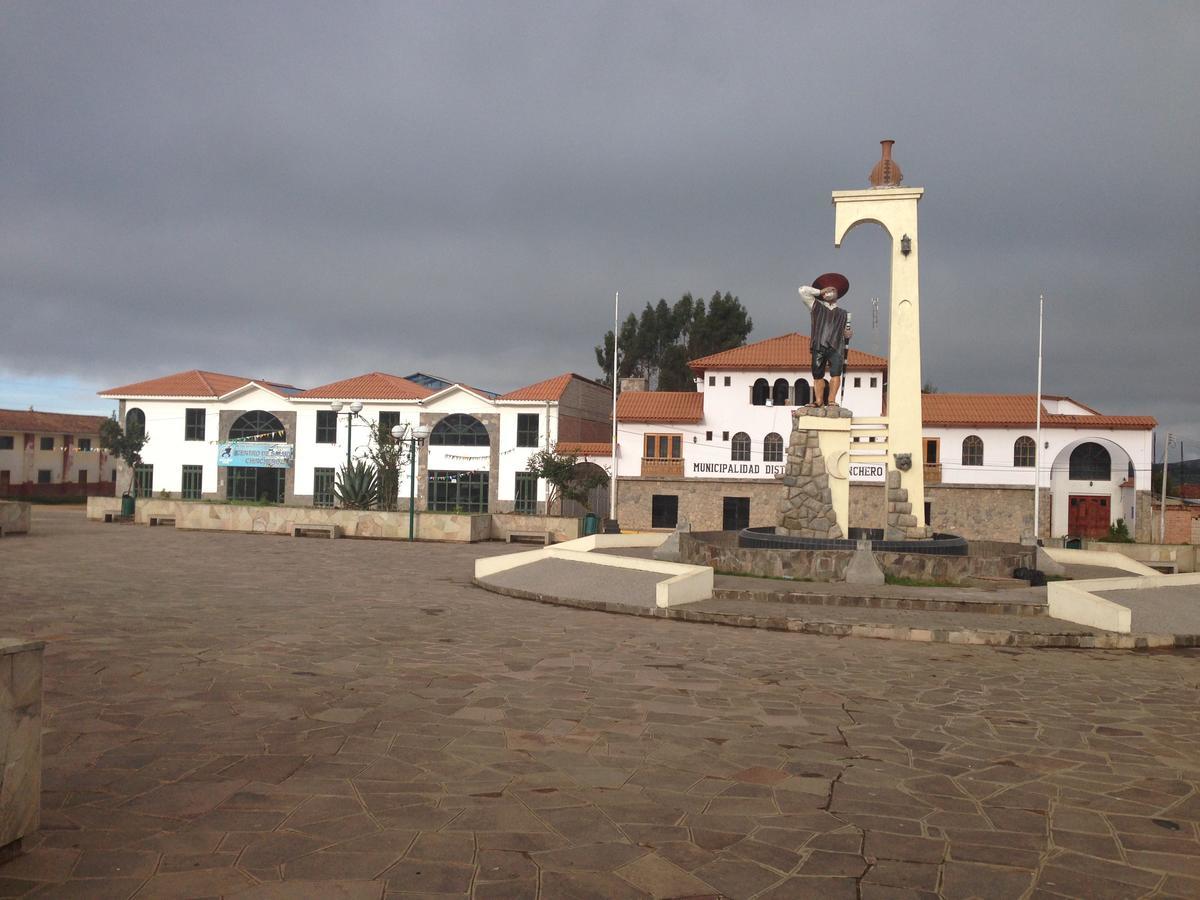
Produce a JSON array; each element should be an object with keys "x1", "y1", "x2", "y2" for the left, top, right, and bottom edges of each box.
[
  {"x1": 885, "y1": 470, "x2": 932, "y2": 541},
  {"x1": 0, "y1": 502, "x2": 31, "y2": 537},
  {"x1": 777, "y1": 408, "x2": 852, "y2": 538},
  {"x1": 1, "y1": 639, "x2": 45, "y2": 860}
]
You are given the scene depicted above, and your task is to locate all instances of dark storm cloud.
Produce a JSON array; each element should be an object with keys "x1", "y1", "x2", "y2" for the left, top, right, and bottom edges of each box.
[{"x1": 2, "y1": 2, "x2": 1197, "y2": 447}]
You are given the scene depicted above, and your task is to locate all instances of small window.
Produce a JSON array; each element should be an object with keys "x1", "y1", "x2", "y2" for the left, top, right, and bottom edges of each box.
[
  {"x1": 723, "y1": 376, "x2": 731, "y2": 387},
  {"x1": 313, "y1": 467, "x2": 336, "y2": 507},
  {"x1": 763, "y1": 433, "x2": 784, "y2": 463},
  {"x1": 379, "y1": 412, "x2": 402, "y2": 441},
  {"x1": 643, "y1": 434, "x2": 682, "y2": 459},
  {"x1": 751, "y1": 378, "x2": 769, "y2": 406},
  {"x1": 924, "y1": 438, "x2": 940, "y2": 465},
  {"x1": 705, "y1": 431, "x2": 713, "y2": 441},
  {"x1": 77, "y1": 438, "x2": 91, "y2": 451},
  {"x1": 40, "y1": 436, "x2": 54, "y2": 450},
  {"x1": 772, "y1": 379, "x2": 789, "y2": 406},
  {"x1": 181, "y1": 465, "x2": 203, "y2": 500},
  {"x1": 516, "y1": 413, "x2": 540, "y2": 448},
  {"x1": 515, "y1": 472, "x2": 538, "y2": 514},
  {"x1": 0, "y1": 436, "x2": 12, "y2": 450},
  {"x1": 962, "y1": 435, "x2": 983, "y2": 467},
  {"x1": 133, "y1": 464, "x2": 154, "y2": 497},
  {"x1": 794, "y1": 379, "x2": 810, "y2": 406},
  {"x1": 126, "y1": 408, "x2": 145, "y2": 439},
  {"x1": 184, "y1": 408, "x2": 206, "y2": 441},
  {"x1": 37, "y1": 469, "x2": 52, "y2": 483},
  {"x1": 870, "y1": 377, "x2": 878, "y2": 388},
  {"x1": 853, "y1": 377, "x2": 861, "y2": 388},
  {"x1": 78, "y1": 470, "x2": 88, "y2": 485},
  {"x1": 651, "y1": 494, "x2": 678, "y2": 528},
  {"x1": 708, "y1": 376, "x2": 715, "y2": 386},
  {"x1": 315, "y1": 410, "x2": 337, "y2": 444},
  {"x1": 1013, "y1": 436, "x2": 1036, "y2": 468},
  {"x1": 722, "y1": 431, "x2": 729, "y2": 442},
  {"x1": 731, "y1": 432, "x2": 751, "y2": 462}
]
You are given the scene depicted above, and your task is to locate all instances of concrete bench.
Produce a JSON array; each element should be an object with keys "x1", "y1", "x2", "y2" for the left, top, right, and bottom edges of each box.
[
  {"x1": 103, "y1": 513, "x2": 134, "y2": 524},
  {"x1": 148, "y1": 516, "x2": 176, "y2": 527},
  {"x1": 293, "y1": 523, "x2": 341, "y2": 539},
  {"x1": 506, "y1": 530, "x2": 553, "y2": 545}
]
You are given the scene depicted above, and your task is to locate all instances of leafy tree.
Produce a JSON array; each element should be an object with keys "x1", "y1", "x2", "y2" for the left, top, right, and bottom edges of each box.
[
  {"x1": 526, "y1": 448, "x2": 610, "y2": 515},
  {"x1": 595, "y1": 291, "x2": 752, "y2": 391},
  {"x1": 99, "y1": 417, "x2": 149, "y2": 496}
]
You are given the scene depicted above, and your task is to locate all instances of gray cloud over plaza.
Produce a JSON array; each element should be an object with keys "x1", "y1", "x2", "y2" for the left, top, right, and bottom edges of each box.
[{"x1": 1, "y1": 2, "x2": 1197, "y2": 452}]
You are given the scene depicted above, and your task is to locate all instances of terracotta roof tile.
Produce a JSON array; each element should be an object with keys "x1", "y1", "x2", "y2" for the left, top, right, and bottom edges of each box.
[
  {"x1": 499, "y1": 373, "x2": 604, "y2": 401},
  {"x1": 616, "y1": 391, "x2": 704, "y2": 423},
  {"x1": 98, "y1": 370, "x2": 297, "y2": 398},
  {"x1": 555, "y1": 441, "x2": 612, "y2": 457},
  {"x1": 295, "y1": 373, "x2": 434, "y2": 401},
  {"x1": 690, "y1": 333, "x2": 887, "y2": 372},
  {"x1": 0, "y1": 409, "x2": 110, "y2": 434},
  {"x1": 922, "y1": 394, "x2": 1156, "y2": 430}
]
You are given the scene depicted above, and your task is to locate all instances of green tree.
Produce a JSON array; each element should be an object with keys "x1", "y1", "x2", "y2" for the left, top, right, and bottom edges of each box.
[
  {"x1": 359, "y1": 420, "x2": 411, "y2": 511},
  {"x1": 526, "y1": 448, "x2": 610, "y2": 515},
  {"x1": 594, "y1": 291, "x2": 752, "y2": 390},
  {"x1": 98, "y1": 417, "x2": 149, "y2": 496}
]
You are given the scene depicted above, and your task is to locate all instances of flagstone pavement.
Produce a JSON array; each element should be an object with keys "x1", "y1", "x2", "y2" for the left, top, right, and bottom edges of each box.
[{"x1": 1, "y1": 506, "x2": 1198, "y2": 899}]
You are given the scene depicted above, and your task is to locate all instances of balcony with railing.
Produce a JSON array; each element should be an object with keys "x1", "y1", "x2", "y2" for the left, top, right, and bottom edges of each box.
[
  {"x1": 641, "y1": 457, "x2": 684, "y2": 477},
  {"x1": 924, "y1": 463, "x2": 942, "y2": 484}
]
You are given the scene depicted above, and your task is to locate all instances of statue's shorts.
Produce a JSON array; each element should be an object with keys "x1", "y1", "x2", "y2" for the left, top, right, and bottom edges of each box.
[{"x1": 811, "y1": 346, "x2": 845, "y2": 379}]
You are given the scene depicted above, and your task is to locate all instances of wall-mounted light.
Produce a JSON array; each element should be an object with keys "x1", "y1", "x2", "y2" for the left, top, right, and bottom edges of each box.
[{"x1": 900, "y1": 234, "x2": 912, "y2": 256}]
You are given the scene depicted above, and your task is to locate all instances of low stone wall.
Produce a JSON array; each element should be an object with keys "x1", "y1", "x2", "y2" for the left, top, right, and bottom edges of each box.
[
  {"x1": 679, "y1": 531, "x2": 1028, "y2": 584},
  {"x1": 85, "y1": 497, "x2": 580, "y2": 544},
  {"x1": 1, "y1": 639, "x2": 44, "y2": 861},
  {"x1": 0, "y1": 501, "x2": 31, "y2": 536},
  {"x1": 1082, "y1": 540, "x2": 1196, "y2": 573}
]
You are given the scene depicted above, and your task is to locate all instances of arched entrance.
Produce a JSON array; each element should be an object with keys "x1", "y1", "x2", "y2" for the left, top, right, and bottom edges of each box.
[
  {"x1": 226, "y1": 411, "x2": 287, "y2": 503},
  {"x1": 1049, "y1": 437, "x2": 1133, "y2": 539}
]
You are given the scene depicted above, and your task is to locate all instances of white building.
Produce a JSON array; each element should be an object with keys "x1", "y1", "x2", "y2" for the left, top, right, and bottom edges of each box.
[
  {"x1": 97, "y1": 369, "x2": 611, "y2": 514},
  {"x1": 599, "y1": 332, "x2": 1155, "y2": 541}
]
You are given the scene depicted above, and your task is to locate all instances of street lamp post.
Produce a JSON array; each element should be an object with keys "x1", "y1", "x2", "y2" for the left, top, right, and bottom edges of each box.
[
  {"x1": 392, "y1": 424, "x2": 429, "y2": 541},
  {"x1": 330, "y1": 400, "x2": 364, "y2": 467}
]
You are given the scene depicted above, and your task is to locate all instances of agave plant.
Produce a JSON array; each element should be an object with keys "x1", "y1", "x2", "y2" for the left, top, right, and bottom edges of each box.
[{"x1": 334, "y1": 461, "x2": 379, "y2": 510}]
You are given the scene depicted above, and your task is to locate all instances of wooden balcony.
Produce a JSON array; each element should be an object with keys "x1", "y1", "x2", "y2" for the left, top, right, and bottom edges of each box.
[
  {"x1": 641, "y1": 457, "x2": 684, "y2": 477},
  {"x1": 924, "y1": 463, "x2": 942, "y2": 484}
]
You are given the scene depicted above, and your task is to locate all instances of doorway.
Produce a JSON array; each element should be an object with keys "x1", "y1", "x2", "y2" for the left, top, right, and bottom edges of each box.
[{"x1": 1068, "y1": 495, "x2": 1109, "y2": 538}]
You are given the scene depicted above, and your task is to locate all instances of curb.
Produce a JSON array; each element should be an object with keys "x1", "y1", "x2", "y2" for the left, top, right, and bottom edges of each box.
[
  {"x1": 473, "y1": 578, "x2": 1200, "y2": 650},
  {"x1": 712, "y1": 588, "x2": 1048, "y2": 617}
]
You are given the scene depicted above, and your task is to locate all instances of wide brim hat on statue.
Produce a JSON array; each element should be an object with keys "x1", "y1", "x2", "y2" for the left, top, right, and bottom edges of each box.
[{"x1": 812, "y1": 272, "x2": 849, "y2": 299}]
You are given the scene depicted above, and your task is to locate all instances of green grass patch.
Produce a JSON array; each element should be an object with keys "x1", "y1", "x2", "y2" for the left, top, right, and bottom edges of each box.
[
  {"x1": 713, "y1": 569, "x2": 816, "y2": 583},
  {"x1": 884, "y1": 574, "x2": 963, "y2": 588}
]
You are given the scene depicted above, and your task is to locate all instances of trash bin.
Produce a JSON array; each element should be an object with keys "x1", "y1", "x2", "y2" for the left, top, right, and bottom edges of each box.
[
  {"x1": 582, "y1": 513, "x2": 600, "y2": 536},
  {"x1": 121, "y1": 492, "x2": 135, "y2": 517},
  {"x1": 1065, "y1": 536, "x2": 1082, "y2": 550}
]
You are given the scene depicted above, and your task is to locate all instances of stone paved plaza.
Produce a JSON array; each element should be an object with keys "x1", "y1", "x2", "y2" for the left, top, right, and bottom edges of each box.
[{"x1": 1, "y1": 507, "x2": 1199, "y2": 899}]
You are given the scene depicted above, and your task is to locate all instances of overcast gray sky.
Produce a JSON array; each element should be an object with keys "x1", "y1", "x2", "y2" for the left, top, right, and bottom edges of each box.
[{"x1": 2, "y1": 2, "x2": 1197, "y2": 455}]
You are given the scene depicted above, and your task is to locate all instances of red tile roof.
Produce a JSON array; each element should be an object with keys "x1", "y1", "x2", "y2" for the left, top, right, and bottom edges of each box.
[
  {"x1": 295, "y1": 373, "x2": 434, "y2": 401},
  {"x1": 555, "y1": 441, "x2": 612, "y2": 457},
  {"x1": 922, "y1": 394, "x2": 1156, "y2": 430},
  {"x1": 616, "y1": 391, "x2": 704, "y2": 423},
  {"x1": 690, "y1": 333, "x2": 888, "y2": 372},
  {"x1": 499, "y1": 373, "x2": 605, "y2": 402},
  {"x1": 0, "y1": 409, "x2": 110, "y2": 434},
  {"x1": 98, "y1": 370, "x2": 298, "y2": 398}
]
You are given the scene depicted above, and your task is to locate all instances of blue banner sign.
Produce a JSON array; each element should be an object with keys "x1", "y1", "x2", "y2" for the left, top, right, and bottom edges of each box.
[{"x1": 217, "y1": 442, "x2": 294, "y2": 468}]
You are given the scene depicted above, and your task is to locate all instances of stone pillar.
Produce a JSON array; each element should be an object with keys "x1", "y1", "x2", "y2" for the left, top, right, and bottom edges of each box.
[
  {"x1": 777, "y1": 408, "x2": 852, "y2": 538},
  {"x1": 832, "y1": 158, "x2": 926, "y2": 533},
  {"x1": 0, "y1": 639, "x2": 44, "y2": 863}
]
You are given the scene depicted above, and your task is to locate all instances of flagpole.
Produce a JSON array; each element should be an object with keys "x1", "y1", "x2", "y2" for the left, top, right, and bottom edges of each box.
[
  {"x1": 1033, "y1": 294, "x2": 1044, "y2": 546},
  {"x1": 609, "y1": 292, "x2": 619, "y2": 522}
]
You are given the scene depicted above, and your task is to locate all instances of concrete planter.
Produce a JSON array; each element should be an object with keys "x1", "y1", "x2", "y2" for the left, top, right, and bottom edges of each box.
[
  {"x1": 0, "y1": 639, "x2": 44, "y2": 862},
  {"x1": 0, "y1": 502, "x2": 31, "y2": 537}
]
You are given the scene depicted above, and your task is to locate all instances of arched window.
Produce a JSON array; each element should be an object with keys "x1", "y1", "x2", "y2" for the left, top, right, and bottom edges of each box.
[
  {"x1": 230, "y1": 410, "x2": 285, "y2": 442},
  {"x1": 794, "y1": 379, "x2": 810, "y2": 406},
  {"x1": 731, "y1": 432, "x2": 751, "y2": 461},
  {"x1": 962, "y1": 435, "x2": 983, "y2": 466},
  {"x1": 772, "y1": 378, "x2": 790, "y2": 406},
  {"x1": 125, "y1": 408, "x2": 145, "y2": 439},
  {"x1": 751, "y1": 379, "x2": 769, "y2": 406},
  {"x1": 1013, "y1": 436, "x2": 1035, "y2": 468},
  {"x1": 763, "y1": 433, "x2": 784, "y2": 463},
  {"x1": 429, "y1": 414, "x2": 489, "y2": 447},
  {"x1": 1070, "y1": 442, "x2": 1111, "y2": 481}
]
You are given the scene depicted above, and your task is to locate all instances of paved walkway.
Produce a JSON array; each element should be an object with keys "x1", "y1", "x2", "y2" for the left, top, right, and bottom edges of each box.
[
  {"x1": 1097, "y1": 586, "x2": 1200, "y2": 634},
  {"x1": 2, "y1": 507, "x2": 1199, "y2": 898}
]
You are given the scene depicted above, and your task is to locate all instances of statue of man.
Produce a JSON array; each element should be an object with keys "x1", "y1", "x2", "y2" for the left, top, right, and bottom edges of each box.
[{"x1": 798, "y1": 272, "x2": 853, "y2": 408}]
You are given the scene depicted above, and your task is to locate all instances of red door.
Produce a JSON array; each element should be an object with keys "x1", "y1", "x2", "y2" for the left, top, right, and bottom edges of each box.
[{"x1": 1069, "y1": 495, "x2": 1110, "y2": 538}]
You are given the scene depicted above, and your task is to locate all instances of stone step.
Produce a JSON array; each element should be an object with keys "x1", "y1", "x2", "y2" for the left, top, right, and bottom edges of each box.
[{"x1": 711, "y1": 587, "x2": 1048, "y2": 617}]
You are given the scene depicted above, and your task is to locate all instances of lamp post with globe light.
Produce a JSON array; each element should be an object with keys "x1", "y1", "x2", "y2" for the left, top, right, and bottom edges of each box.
[
  {"x1": 329, "y1": 400, "x2": 364, "y2": 467},
  {"x1": 391, "y1": 423, "x2": 430, "y2": 541}
]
